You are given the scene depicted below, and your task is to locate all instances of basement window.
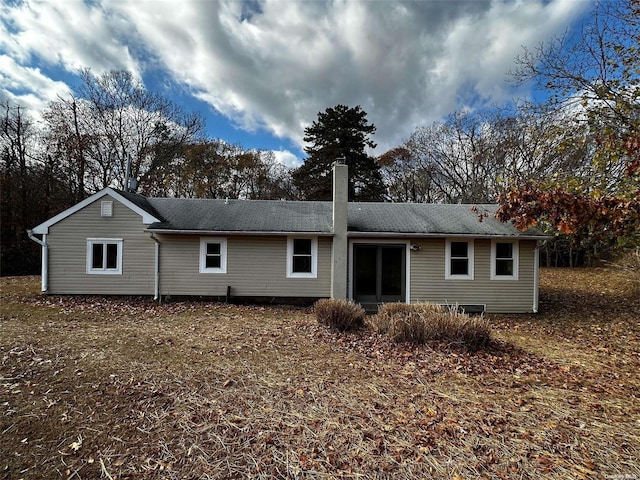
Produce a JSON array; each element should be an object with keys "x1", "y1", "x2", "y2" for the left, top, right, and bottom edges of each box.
[
  {"x1": 87, "y1": 239, "x2": 123, "y2": 274},
  {"x1": 287, "y1": 237, "x2": 317, "y2": 278}
]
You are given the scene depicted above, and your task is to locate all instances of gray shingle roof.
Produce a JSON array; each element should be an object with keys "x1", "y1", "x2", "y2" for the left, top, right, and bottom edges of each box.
[
  {"x1": 117, "y1": 190, "x2": 163, "y2": 221},
  {"x1": 124, "y1": 194, "x2": 545, "y2": 238},
  {"x1": 348, "y1": 203, "x2": 537, "y2": 237},
  {"x1": 147, "y1": 198, "x2": 333, "y2": 233}
]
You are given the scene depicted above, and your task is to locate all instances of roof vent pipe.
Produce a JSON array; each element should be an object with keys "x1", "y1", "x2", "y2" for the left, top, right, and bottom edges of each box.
[{"x1": 125, "y1": 153, "x2": 132, "y2": 192}]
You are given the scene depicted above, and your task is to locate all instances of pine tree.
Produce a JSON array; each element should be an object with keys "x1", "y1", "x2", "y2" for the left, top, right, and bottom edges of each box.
[{"x1": 293, "y1": 105, "x2": 386, "y2": 201}]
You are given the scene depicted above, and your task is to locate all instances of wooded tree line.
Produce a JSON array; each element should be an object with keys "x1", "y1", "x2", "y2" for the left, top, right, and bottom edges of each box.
[
  {"x1": 2, "y1": 0, "x2": 638, "y2": 274},
  {"x1": 1, "y1": 71, "x2": 295, "y2": 274}
]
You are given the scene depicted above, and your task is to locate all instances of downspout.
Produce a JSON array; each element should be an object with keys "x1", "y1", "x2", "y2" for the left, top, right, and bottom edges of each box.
[
  {"x1": 27, "y1": 230, "x2": 48, "y2": 293},
  {"x1": 533, "y1": 241, "x2": 541, "y2": 313},
  {"x1": 150, "y1": 233, "x2": 160, "y2": 302}
]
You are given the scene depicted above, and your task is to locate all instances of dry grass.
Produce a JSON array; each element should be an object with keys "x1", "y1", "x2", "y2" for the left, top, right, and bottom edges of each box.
[
  {"x1": 1, "y1": 269, "x2": 639, "y2": 479},
  {"x1": 314, "y1": 298, "x2": 365, "y2": 331},
  {"x1": 370, "y1": 303, "x2": 492, "y2": 350}
]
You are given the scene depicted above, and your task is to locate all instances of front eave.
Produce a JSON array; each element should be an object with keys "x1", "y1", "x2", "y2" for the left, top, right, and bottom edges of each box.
[
  {"x1": 347, "y1": 231, "x2": 552, "y2": 240},
  {"x1": 145, "y1": 228, "x2": 549, "y2": 240},
  {"x1": 147, "y1": 228, "x2": 334, "y2": 237}
]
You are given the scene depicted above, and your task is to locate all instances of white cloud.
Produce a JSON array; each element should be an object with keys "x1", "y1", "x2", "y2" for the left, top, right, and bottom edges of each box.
[
  {"x1": 272, "y1": 149, "x2": 301, "y2": 169},
  {"x1": 0, "y1": 55, "x2": 72, "y2": 116},
  {"x1": 0, "y1": 0, "x2": 139, "y2": 76},
  {"x1": 112, "y1": 0, "x2": 588, "y2": 154},
  {"x1": 0, "y1": 0, "x2": 591, "y2": 155}
]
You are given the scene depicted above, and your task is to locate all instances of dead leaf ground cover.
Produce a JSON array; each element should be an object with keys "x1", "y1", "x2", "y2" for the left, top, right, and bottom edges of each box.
[{"x1": 1, "y1": 268, "x2": 638, "y2": 479}]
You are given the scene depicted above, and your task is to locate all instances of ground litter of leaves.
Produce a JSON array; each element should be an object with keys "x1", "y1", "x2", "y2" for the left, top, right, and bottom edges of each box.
[{"x1": 1, "y1": 268, "x2": 638, "y2": 479}]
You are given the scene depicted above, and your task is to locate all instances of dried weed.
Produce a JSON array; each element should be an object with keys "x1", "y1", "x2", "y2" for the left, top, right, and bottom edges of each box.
[{"x1": 1, "y1": 269, "x2": 638, "y2": 479}]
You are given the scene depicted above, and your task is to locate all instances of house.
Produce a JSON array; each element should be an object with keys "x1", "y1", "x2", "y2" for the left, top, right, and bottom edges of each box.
[{"x1": 28, "y1": 164, "x2": 548, "y2": 313}]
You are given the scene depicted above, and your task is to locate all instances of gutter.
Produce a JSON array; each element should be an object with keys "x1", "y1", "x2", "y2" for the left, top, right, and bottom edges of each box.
[
  {"x1": 347, "y1": 232, "x2": 552, "y2": 240},
  {"x1": 144, "y1": 228, "x2": 550, "y2": 241},
  {"x1": 533, "y1": 242, "x2": 541, "y2": 313},
  {"x1": 27, "y1": 230, "x2": 48, "y2": 293},
  {"x1": 150, "y1": 233, "x2": 160, "y2": 302},
  {"x1": 145, "y1": 229, "x2": 334, "y2": 237}
]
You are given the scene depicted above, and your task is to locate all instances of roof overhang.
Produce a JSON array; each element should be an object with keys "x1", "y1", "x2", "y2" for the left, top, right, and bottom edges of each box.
[
  {"x1": 146, "y1": 228, "x2": 549, "y2": 240},
  {"x1": 347, "y1": 231, "x2": 552, "y2": 240},
  {"x1": 31, "y1": 188, "x2": 161, "y2": 234},
  {"x1": 147, "y1": 228, "x2": 334, "y2": 237}
]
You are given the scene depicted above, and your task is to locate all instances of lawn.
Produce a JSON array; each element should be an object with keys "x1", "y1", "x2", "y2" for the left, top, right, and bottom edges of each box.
[{"x1": 1, "y1": 268, "x2": 638, "y2": 479}]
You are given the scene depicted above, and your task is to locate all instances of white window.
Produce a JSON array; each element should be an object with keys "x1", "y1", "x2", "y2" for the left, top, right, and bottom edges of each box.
[
  {"x1": 199, "y1": 238, "x2": 227, "y2": 273},
  {"x1": 100, "y1": 201, "x2": 113, "y2": 217},
  {"x1": 445, "y1": 239, "x2": 474, "y2": 280},
  {"x1": 287, "y1": 237, "x2": 318, "y2": 278},
  {"x1": 87, "y1": 239, "x2": 123, "y2": 274},
  {"x1": 491, "y1": 240, "x2": 519, "y2": 280}
]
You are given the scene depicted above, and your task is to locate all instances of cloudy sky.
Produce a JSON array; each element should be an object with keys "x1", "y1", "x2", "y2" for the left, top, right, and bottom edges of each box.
[{"x1": 1, "y1": 0, "x2": 591, "y2": 167}]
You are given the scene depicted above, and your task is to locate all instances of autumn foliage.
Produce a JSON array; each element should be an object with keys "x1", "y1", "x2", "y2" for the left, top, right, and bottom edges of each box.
[
  {"x1": 496, "y1": 182, "x2": 640, "y2": 238},
  {"x1": 495, "y1": 0, "x2": 640, "y2": 254}
]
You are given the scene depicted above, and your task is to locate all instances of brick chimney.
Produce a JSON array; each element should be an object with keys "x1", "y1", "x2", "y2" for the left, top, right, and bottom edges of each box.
[{"x1": 331, "y1": 162, "x2": 348, "y2": 299}]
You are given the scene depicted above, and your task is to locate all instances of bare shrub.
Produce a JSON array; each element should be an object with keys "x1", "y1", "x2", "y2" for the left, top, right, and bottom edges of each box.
[
  {"x1": 314, "y1": 298, "x2": 365, "y2": 331},
  {"x1": 366, "y1": 302, "x2": 417, "y2": 334},
  {"x1": 371, "y1": 303, "x2": 492, "y2": 350}
]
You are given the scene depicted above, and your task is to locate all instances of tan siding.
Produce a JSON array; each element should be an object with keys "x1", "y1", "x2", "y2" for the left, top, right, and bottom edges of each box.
[
  {"x1": 157, "y1": 235, "x2": 331, "y2": 298},
  {"x1": 409, "y1": 239, "x2": 537, "y2": 313},
  {"x1": 47, "y1": 198, "x2": 155, "y2": 295}
]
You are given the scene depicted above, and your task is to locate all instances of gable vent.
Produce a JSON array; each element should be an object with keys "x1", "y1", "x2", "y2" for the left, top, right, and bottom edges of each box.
[{"x1": 101, "y1": 201, "x2": 113, "y2": 217}]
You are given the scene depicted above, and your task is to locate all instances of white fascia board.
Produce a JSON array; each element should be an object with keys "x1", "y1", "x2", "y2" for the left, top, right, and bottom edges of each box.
[
  {"x1": 147, "y1": 229, "x2": 334, "y2": 236},
  {"x1": 346, "y1": 232, "x2": 551, "y2": 240},
  {"x1": 31, "y1": 188, "x2": 160, "y2": 234}
]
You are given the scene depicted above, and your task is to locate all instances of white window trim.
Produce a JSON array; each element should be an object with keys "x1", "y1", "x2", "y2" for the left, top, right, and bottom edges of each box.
[
  {"x1": 491, "y1": 239, "x2": 519, "y2": 281},
  {"x1": 287, "y1": 236, "x2": 318, "y2": 278},
  {"x1": 199, "y1": 237, "x2": 227, "y2": 274},
  {"x1": 347, "y1": 238, "x2": 411, "y2": 303},
  {"x1": 86, "y1": 238, "x2": 123, "y2": 275},
  {"x1": 445, "y1": 239, "x2": 474, "y2": 280}
]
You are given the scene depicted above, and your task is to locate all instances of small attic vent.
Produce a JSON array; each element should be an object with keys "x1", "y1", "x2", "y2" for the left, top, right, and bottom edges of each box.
[{"x1": 101, "y1": 201, "x2": 113, "y2": 217}]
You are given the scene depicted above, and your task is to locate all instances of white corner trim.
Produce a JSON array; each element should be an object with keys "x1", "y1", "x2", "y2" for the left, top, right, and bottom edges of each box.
[
  {"x1": 533, "y1": 243, "x2": 540, "y2": 313},
  {"x1": 31, "y1": 188, "x2": 160, "y2": 234}
]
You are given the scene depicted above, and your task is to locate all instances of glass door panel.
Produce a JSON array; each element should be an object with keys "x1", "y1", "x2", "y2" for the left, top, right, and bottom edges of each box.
[
  {"x1": 354, "y1": 245, "x2": 378, "y2": 304},
  {"x1": 380, "y1": 246, "x2": 404, "y2": 302},
  {"x1": 353, "y1": 244, "x2": 405, "y2": 305}
]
